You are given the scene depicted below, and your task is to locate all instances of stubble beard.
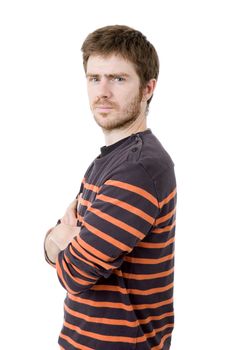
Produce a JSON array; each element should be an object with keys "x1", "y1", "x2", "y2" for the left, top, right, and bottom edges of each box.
[{"x1": 93, "y1": 88, "x2": 144, "y2": 131}]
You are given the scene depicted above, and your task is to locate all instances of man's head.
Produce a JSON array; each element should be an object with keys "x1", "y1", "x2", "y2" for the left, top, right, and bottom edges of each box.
[{"x1": 81, "y1": 25, "x2": 159, "y2": 131}]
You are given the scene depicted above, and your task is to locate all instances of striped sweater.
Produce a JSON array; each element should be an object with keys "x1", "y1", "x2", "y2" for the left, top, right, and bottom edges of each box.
[{"x1": 47, "y1": 128, "x2": 177, "y2": 350}]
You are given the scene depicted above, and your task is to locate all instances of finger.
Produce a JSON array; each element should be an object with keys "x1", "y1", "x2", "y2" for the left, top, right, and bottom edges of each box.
[
  {"x1": 62, "y1": 195, "x2": 81, "y2": 226},
  {"x1": 69, "y1": 203, "x2": 80, "y2": 225},
  {"x1": 67, "y1": 200, "x2": 78, "y2": 217},
  {"x1": 77, "y1": 192, "x2": 83, "y2": 209},
  {"x1": 61, "y1": 213, "x2": 69, "y2": 225}
]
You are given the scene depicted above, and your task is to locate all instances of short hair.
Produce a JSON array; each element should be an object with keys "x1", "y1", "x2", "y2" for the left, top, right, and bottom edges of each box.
[{"x1": 81, "y1": 25, "x2": 159, "y2": 110}]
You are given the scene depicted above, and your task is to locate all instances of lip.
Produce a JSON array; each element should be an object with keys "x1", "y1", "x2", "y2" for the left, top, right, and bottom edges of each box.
[
  {"x1": 95, "y1": 106, "x2": 113, "y2": 112},
  {"x1": 96, "y1": 106, "x2": 113, "y2": 109}
]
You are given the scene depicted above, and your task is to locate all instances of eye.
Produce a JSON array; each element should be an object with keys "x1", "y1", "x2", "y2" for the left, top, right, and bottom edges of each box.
[
  {"x1": 87, "y1": 75, "x2": 99, "y2": 83},
  {"x1": 113, "y1": 76, "x2": 125, "y2": 82},
  {"x1": 88, "y1": 77, "x2": 99, "y2": 83}
]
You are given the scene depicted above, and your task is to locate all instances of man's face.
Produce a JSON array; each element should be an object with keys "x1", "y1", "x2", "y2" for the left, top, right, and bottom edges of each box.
[{"x1": 86, "y1": 54, "x2": 145, "y2": 131}]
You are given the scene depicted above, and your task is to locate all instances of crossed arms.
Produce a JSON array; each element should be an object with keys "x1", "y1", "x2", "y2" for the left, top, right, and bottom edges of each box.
[{"x1": 44, "y1": 194, "x2": 82, "y2": 265}]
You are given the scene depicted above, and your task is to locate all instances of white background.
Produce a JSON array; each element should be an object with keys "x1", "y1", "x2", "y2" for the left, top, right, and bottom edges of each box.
[{"x1": 0, "y1": 0, "x2": 232, "y2": 349}]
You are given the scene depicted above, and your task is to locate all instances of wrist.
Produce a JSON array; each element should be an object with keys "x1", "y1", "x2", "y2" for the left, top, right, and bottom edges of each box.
[
  {"x1": 44, "y1": 228, "x2": 61, "y2": 265},
  {"x1": 49, "y1": 223, "x2": 79, "y2": 250}
]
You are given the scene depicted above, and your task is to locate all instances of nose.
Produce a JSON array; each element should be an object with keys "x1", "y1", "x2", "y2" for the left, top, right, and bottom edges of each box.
[{"x1": 96, "y1": 78, "x2": 112, "y2": 99}]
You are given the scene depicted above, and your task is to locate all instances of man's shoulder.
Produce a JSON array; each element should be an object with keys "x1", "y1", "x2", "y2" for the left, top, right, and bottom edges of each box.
[
  {"x1": 130, "y1": 131, "x2": 175, "y2": 180},
  {"x1": 83, "y1": 130, "x2": 176, "y2": 191},
  {"x1": 123, "y1": 132, "x2": 176, "y2": 200}
]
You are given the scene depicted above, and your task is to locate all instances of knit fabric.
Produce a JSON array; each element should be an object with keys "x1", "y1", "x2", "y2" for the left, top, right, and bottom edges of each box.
[{"x1": 49, "y1": 128, "x2": 177, "y2": 350}]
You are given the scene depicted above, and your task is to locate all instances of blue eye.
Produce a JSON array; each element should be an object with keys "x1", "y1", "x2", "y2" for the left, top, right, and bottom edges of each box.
[
  {"x1": 114, "y1": 76, "x2": 125, "y2": 82},
  {"x1": 87, "y1": 76, "x2": 126, "y2": 83},
  {"x1": 89, "y1": 77, "x2": 99, "y2": 82}
]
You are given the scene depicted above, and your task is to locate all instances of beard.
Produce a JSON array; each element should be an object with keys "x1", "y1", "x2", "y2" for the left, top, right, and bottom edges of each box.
[{"x1": 92, "y1": 88, "x2": 143, "y2": 131}]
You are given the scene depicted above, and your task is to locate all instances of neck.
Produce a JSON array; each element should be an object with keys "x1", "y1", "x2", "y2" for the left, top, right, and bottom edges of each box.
[{"x1": 102, "y1": 117, "x2": 147, "y2": 146}]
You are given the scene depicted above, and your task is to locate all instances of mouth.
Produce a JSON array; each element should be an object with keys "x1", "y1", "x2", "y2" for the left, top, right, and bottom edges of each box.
[{"x1": 95, "y1": 106, "x2": 113, "y2": 112}]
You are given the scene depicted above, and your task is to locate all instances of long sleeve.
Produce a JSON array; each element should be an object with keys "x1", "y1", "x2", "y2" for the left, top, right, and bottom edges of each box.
[
  {"x1": 44, "y1": 181, "x2": 85, "y2": 267},
  {"x1": 55, "y1": 129, "x2": 177, "y2": 350},
  {"x1": 55, "y1": 162, "x2": 169, "y2": 295},
  {"x1": 44, "y1": 216, "x2": 64, "y2": 268}
]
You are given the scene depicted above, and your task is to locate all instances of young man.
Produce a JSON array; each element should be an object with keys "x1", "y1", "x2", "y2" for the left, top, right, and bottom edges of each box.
[{"x1": 44, "y1": 25, "x2": 177, "y2": 350}]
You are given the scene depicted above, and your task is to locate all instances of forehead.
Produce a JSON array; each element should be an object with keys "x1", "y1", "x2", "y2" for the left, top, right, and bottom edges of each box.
[{"x1": 86, "y1": 54, "x2": 138, "y2": 77}]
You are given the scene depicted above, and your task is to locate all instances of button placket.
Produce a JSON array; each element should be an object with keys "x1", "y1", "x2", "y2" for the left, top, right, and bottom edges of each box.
[{"x1": 131, "y1": 134, "x2": 140, "y2": 152}]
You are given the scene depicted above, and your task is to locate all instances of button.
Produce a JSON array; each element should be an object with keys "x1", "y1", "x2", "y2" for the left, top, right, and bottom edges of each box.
[
  {"x1": 135, "y1": 134, "x2": 140, "y2": 143},
  {"x1": 132, "y1": 147, "x2": 138, "y2": 152}
]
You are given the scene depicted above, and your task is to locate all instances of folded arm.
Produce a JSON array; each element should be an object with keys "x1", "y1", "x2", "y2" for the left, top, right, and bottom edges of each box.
[
  {"x1": 55, "y1": 164, "x2": 167, "y2": 295},
  {"x1": 44, "y1": 223, "x2": 81, "y2": 266},
  {"x1": 44, "y1": 193, "x2": 82, "y2": 267}
]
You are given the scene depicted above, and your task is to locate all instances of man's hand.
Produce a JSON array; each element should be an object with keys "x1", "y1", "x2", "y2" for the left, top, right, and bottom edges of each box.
[
  {"x1": 44, "y1": 193, "x2": 83, "y2": 264},
  {"x1": 50, "y1": 192, "x2": 83, "y2": 249},
  {"x1": 60, "y1": 192, "x2": 82, "y2": 227},
  {"x1": 49, "y1": 223, "x2": 81, "y2": 251}
]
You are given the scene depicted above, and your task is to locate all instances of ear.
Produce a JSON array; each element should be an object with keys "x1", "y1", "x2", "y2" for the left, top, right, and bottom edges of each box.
[{"x1": 142, "y1": 79, "x2": 157, "y2": 102}]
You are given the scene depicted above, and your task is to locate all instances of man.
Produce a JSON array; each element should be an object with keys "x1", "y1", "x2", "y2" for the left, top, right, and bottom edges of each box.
[{"x1": 44, "y1": 25, "x2": 177, "y2": 350}]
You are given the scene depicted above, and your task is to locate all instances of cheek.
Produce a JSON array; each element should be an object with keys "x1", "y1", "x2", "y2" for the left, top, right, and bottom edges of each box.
[
  {"x1": 87, "y1": 87, "x2": 95, "y2": 104},
  {"x1": 114, "y1": 88, "x2": 131, "y2": 103},
  {"x1": 119, "y1": 90, "x2": 135, "y2": 107}
]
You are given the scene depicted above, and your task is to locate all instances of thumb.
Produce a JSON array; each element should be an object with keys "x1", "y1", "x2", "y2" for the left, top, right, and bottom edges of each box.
[{"x1": 77, "y1": 192, "x2": 83, "y2": 209}]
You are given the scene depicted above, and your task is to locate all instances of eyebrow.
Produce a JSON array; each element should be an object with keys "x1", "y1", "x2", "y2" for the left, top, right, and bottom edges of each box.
[{"x1": 86, "y1": 73, "x2": 130, "y2": 78}]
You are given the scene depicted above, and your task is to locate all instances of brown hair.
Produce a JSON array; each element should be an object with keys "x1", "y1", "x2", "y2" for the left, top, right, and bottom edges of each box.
[{"x1": 81, "y1": 25, "x2": 159, "y2": 110}]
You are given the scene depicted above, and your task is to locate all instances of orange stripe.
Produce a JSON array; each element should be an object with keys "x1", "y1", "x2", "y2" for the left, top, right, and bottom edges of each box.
[
  {"x1": 156, "y1": 207, "x2": 176, "y2": 225},
  {"x1": 133, "y1": 297, "x2": 173, "y2": 310},
  {"x1": 61, "y1": 257, "x2": 92, "y2": 286},
  {"x1": 91, "y1": 284, "x2": 128, "y2": 294},
  {"x1": 140, "y1": 312, "x2": 174, "y2": 325},
  {"x1": 69, "y1": 244, "x2": 98, "y2": 270},
  {"x1": 80, "y1": 197, "x2": 92, "y2": 208},
  {"x1": 114, "y1": 267, "x2": 174, "y2": 280},
  {"x1": 124, "y1": 253, "x2": 174, "y2": 264},
  {"x1": 64, "y1": 303, "x2": 139, "y2": 327},
  {"x1": 127, "y1": 282, "x2": 173, "y2": 296},
  {"x1": 159, "y1": 188, "x2": 177, "y2": 208},
  {"x1": 68, "y1": 293, "x2": 135, "y2": 311},
  {"x1": 105, "y1": 179, "x2": 159, "y2": 207},
  {"x1": 56, "y1": 258, "x2": 78, "y2": 295},
  {"x1": 72, "y1": 239, "x2": 116, "y2": 270},
  {"x1": 137, "y1": 237, "x2": 175, "y2": 248},
  {"x1": 68, "y1": 294, "x2": 173, "y2": 311},
  {"x1": 96, "y1": 193, "x2": 155, "y2": 224},
  {"x1": 83, "y1": 219, "x2": 131, "y2": 252},
  {"x1": 76, "y1": 235, "x2": 114, "y2": 262},
  {"x1": 144, "y1": 323, "x2": 174, "y2": 341},
  {"x1": 65, "y1": 302, "x2": 174, "y2": 327},
  {"x1": 151, "y1": 332, "x2": 172, "y2": 350},
  {"x1": 84, "y1": 182, "x2": 100, "y2": 193},
  {"x1": 92, "y1": 282, "x2": 173, "y2": 296},
  {"x1": 153, "y1": 221, "x2": 176, "y2": 234},
  {"x1": 63, "y1": 320, "x2": 147, "y2": 344},
  {"x1": 79, "y1": 215, "x2": 84, "y2": 224},
  {"x1": 65, "y1": 254, "x2": 96, "y2": 281},
  {"x1": 91, "y1": 282, "x2": 173, "y2": 296},
  {"x1": 88, "y1": 207, "x2": 145, "y2": 239},
  {"x1": 59, "y1": 332, "x2": 94, "y2": 350}
]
